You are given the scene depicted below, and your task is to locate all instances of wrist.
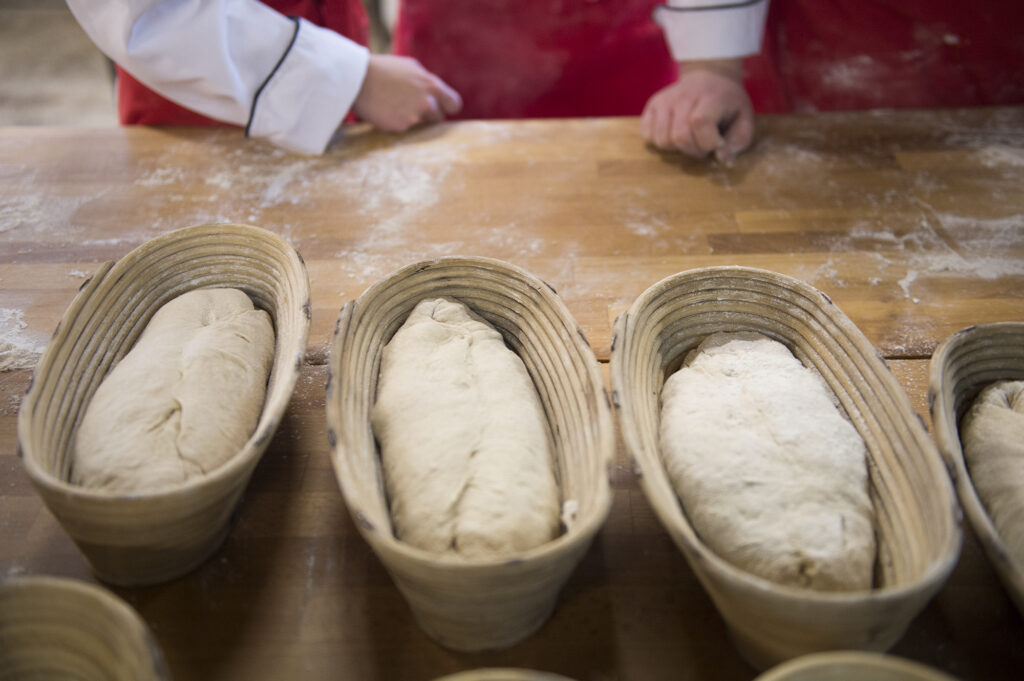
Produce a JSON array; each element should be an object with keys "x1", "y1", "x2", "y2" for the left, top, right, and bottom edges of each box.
[{"x1": 678, "y1": 58, "x2": 745, "y2": 82}]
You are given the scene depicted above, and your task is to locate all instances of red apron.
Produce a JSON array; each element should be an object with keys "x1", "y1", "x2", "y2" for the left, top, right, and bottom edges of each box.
[
  {"x1": 394, "y1": 0, "x2": 1024, "y2": 119},
  {"x1": 747, "y1": 0, "x2": 1024, "y2": 113},
  {"x1": 391, "y1": 0, "x2": 678, "y2": 119},
  {"x1": 117, "y1": 0, "x2": 369, "y2": 126},
  {"x1": 121, "y1": 0, "x2": 1024, "y2": 125}
]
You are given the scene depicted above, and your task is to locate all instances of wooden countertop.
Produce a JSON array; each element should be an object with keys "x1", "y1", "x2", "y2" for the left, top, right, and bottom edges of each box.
[{"x1": 1, "y1": 108, "x2": 1023, "y2": 680}]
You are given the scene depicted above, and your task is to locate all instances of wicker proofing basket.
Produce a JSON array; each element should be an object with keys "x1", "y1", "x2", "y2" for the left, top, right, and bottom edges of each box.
[
  {"x1": 17, "y1": 223, "x2": 311, "y2": 586},
  {"x1": 610, "y1": 266, "x2": 961, "y2": 670},
  {"x1": 326, "y1": 256, "x2": 614, "y2": 652},
  {"x1": 929, "y1": 322, "x2": 1024, "y2": 617},
  {"x1": 432, "y1": 670, "x2": 577, "y2": 681},
  {"x1": 754, "y1": 651, "x2": 959, "y2": 681},
  {"x1": 0, "y1": 575, "x2": 171, "y2": 680}
]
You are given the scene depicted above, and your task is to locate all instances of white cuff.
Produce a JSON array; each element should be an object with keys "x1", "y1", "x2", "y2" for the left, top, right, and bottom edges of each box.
[
  {"x1": 247, "y1": 17, "x2": 370, "y2": 155},
  {"x1": 654, "y1": 0, "x2": 769, "y2": 62}
]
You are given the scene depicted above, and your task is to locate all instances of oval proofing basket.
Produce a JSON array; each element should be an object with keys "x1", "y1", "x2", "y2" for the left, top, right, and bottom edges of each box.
[
  {"x1": 432, "y1": 670, "x2": 577, "y2": 681},
  {"x1": 17, "y1": 223, "x2": 310, "y2": 586},
  {"x1": 326, "y1": 256, "x2": 614, "y2": 652},
  {"x1": 754, "y1": 651, "x2": 959, "y2": 681},
  {"x1": 929, "y1": 322, "x2": 1024, "y2": 617},
  {"x1": 610, "y1": 266, "x2": 961, "y2": 670},
  {"x1": 0, "y1": 575, "x2": 170, "y2": 680}
]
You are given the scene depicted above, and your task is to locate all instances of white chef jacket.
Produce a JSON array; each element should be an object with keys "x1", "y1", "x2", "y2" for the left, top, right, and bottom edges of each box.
[{"x1": 66, "y1": 0, "x2": 768, "y2": 155}]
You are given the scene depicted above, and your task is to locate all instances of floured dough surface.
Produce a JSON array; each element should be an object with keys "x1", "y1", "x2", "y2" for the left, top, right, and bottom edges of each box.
[
  {"x1": 371, "y1": 298, "x2": 559, "y2": 560},
  {"x1": 961, "y1": 380, "x2": 1024, "y2": 566},
  {"x1": 659, "y1": 332, "x2": 876, "y2": 591},
  {"x1": 73, "y1": 288, "x2": 275, "y2": 492}
]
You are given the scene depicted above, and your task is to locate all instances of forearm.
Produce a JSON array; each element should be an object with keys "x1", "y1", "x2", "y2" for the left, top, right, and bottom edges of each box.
[{"x1": 66, "y1": 0, "x2": 369, "y2": 154}]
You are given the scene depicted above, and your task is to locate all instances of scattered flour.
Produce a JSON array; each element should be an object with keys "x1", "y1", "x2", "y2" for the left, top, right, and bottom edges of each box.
[
  {"x1": 0, "y1": 182, "x2": 102, "y2": 235},
  {"x1": 259, "y1": 160, "x2": 317, "y2": 205},
  {"x1": 136, "y1": 167, "x2": 186, "y2": 187},
  {"x1": 897, "y1": 270, "x2": 920, "y2": 303},
  {"x1": 0, "y1": 308, "x2": 47, "y2": 371},
  {"x1": 820, "y1": 54, "x2": 881, "y2": 93},
  {"x1": 976, "y1": 146, "x2": 1024, "y2": 169},
  {"x1": 2, "y1": 120, "x2": 1020, "y2": 368}
]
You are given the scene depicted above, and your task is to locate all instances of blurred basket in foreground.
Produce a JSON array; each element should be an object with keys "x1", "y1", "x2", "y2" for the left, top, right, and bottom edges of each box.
[
  {"x1": 754, "y1": 650, "x2": 959, "y2": 681},
  {"x1": 0, "y1": 574, "x2": 170, "y2": 680}
]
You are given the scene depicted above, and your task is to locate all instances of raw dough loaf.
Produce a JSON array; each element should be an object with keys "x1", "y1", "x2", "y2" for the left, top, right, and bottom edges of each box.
[
  {"x1": 73, "y1": 288, "x2": 274, "y2": 492},
  {"x1": 961, "y1": 380, "x2": 1024, "y2": 566},
  {"x1": 371, "y1": 298, "x2": 559, "y2": 560},
  {"x1": 659, "y1": 332, "x2": 876, "y2": 591}
]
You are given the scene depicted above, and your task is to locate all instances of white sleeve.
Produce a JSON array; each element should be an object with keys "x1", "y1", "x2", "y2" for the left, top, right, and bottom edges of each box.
[
  {"x1": 65, "y1": 0, "x2": 370, "y2": 154},
  {"x1": 654, "y1": 0, "x2": 769, "y2": 62}
]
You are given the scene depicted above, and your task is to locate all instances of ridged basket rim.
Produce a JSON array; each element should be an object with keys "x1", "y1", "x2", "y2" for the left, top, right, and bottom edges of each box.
[
  {"x1": 754, "y1": 650, "x2": 958, "y2": 681},
  {"x1": 17, "y1": 222, "x2": 310, "y2": 503},
  {"x1": 929, "y1": 322, "x2": 1024, "y2": 593},
  {"x1": 0, "y1": 574, "x2": 170, "y2": 678},
  {"x1": 328, "y1": 255, "x2": 615, "y2": 571},
  {"x1": 611, "y1": 265, "x2": 961, "y2": 604},
  {"x1": 432, "y1": 669, "x2": 577, "y2": 681},
  {"x1": 0, "y1": 574, "x2": 148, "y2": 623}
]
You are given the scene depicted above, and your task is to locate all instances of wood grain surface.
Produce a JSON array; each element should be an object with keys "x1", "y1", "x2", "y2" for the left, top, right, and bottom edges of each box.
[{"x1": 1, "y1": 108, "x2": 1023, "y2": 680}]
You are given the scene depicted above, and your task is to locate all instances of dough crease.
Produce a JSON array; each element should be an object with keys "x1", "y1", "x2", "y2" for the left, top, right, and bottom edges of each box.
[
  {"x1": 73, "y1": 288, "x2": 275, "y2": 492},
  {"x1": 372, "y1": 298, "x2": 560, "y2": 560}
]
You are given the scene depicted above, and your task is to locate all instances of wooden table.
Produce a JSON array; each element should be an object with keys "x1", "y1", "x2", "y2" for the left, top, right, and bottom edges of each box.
[{"x1": 1, "y1": 108, "x2": 1023, "y2": 680}]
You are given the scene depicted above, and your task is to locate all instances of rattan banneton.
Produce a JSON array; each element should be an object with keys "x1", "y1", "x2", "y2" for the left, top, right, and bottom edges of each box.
[
  {"x1": 610, "y1": 266, "x2": 961, "y2": 670},
  {"x1": 753, "y1": 650, "x2": 958, "y2": 681},
  {"x1": 930, "y1": 322, "x2": 1024, "y2": 617},
  {"x1": 18, "y1": 223, "x2": 311, "y2": 586},
  {"x1": 0, "y1": 575, "x2": 170, "y2": 680},
  {"x1": 326, "y1": 256, "x2": 614, "y2": 652}
]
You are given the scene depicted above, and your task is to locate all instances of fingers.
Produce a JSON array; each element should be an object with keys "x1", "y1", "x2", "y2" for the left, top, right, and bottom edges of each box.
[
  {"x1": 717, "y1": 108, "x2": 755, "y2": 161},
  {"x1": 354, "y1": 54, "x2": 463, "y2": 132},
  {"x1": 431, "y1": 76, "x2": 463, "y2": 116},
  {"x1": 642, "y1": 90, "x2": 697, "y2": 152},
  {"x1": 420, "y1": 95, "x2": 443, "y2": 125},
  {"x1": 643, "y1": 91, "x2": 720, "y2": 157},
  {"x1": 640, "y1": 97, "x2": 658, "y2": 141},
  {"x1": 688, "y1": 98, "x2": 727, "y2": 157},
  {"x1": 642, "y1": 69, "x2": 755, "y2": 160},
  {"x1": 641, "y1": 99, "x2": 670, "y2": 149},
  {"x1": 668, "y1": 99, "x2": 704, "y2": 157},
  {"x1": 655, "y1": 99, "x2": 751, "y2": 159},
  {"x1": 417, "y1": 76, "x2": 461, "y2": 127}
]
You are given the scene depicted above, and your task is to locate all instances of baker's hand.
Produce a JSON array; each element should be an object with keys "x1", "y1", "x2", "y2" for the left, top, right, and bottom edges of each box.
[
  {"x1": 641, "y1": 59, "x2": 754, "y2": 161},
  {"x1": 353, "y1": 55, "x2": 462, "y2": 132}
]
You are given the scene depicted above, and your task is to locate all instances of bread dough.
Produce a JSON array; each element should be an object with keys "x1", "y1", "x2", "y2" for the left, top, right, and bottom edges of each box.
[
  {"x1": 73, "y1": 288, "x2": 274, "y2": 492},
  {"x1": 371, "y1": 298, "x2": 559, "y2": 560},
  {"x1": 659, "y1": 332, "x2": 875, "y2": 591},
  {"x1": 961, "y1": 380, "x2": 1024, "y2": 566}
]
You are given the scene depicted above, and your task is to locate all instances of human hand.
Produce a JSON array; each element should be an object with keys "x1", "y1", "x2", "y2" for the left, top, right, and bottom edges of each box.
[
  {"x1": 641, "y1": 59, "x2": 754, "y2": 161},
  {"x1": 353, "y1": 54, "x2": 462, "y2": 132}
]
